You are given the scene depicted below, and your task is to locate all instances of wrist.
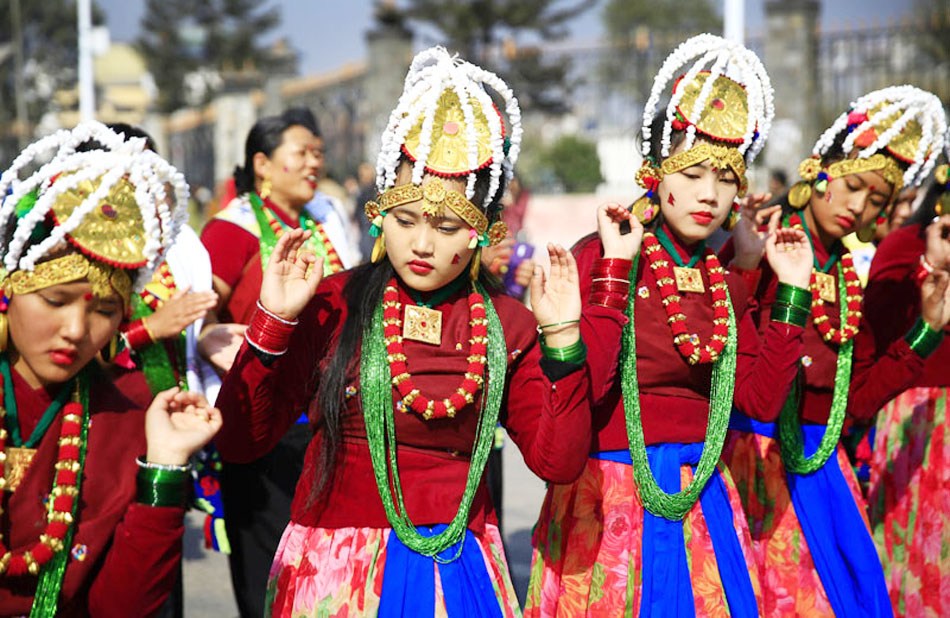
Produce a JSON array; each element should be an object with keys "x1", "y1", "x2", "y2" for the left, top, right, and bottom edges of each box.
[
  {"x1": 538, "y1": 333, "x2": 586, "y2": 363},
  {"x1": 538, "y1": 326, "x2": 580, "y2": 349},
  {"x1": 144, "y1": 449, "x2": 191, "y2": 467},
  {"x1": 246, "y1": 300, "x2": 298, "y2": 356},
  {"x1": 123, "y1": 318, "x2": 155, "y2": 350},
  {"x1": 905, "y1": 317, "x2": 944, "y2": 358},
  {"x1": 135, "y1": 457, "x2": 190, "y2": 508}
]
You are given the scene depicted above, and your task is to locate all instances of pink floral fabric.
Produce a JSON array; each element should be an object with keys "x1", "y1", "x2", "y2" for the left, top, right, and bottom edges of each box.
[
  {"x1": 265, "y1": 523, "x2": 520, "y2": 617},
  {"x1": 722, "y1": 430, "x2": 872, "y2": 616},
  {"x1": 525, "y1": 456, "x2": 761, "y2": 617},
  {"x1": 868, "y1": 386, "x2": 949, "y2": 618}
]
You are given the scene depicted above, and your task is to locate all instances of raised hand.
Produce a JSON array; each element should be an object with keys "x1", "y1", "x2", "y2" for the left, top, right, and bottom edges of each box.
[
  {"x1": 259, "y1": 229, "x2": 324, "y2": 320},
  {"x1": 598, "y1": 203, "x2": 643, "y2": 260},
  {"x1": 924, "y1": 214, "x2": 950, "y2": 271},
  {"x1": 765, "y1": 226, "x2": 813, "y2": 289},
  {"x1": 731, "y1": 194, "x2": 779, "y2": 270},
  {"x1": 921, "y1": 269, "x2": 950, "y2": 331},
  {"x1": 145, "y1": 388, "x2": 222, "y2": 466},
  {"x1": 197, "y1": 323, "x2": 248, "y2": 374},
  {"x1": 144, "y1": 286, "x2": 218, "y2": 340},
  {"x1": 529, "y1": 244, "x2": 581, "y2": 348}
]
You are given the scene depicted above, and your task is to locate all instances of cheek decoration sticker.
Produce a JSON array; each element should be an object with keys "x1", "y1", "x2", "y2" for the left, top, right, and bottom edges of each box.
[
  {"x1": 452, "y1": 253, "x2": 461, "y2": 265},
  {"x1": 668, "y1": 193, "x2": 676, "y2": 206}
]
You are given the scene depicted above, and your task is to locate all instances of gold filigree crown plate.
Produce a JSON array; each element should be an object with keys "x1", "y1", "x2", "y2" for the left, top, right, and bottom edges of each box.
[
  {"x1": 674, "y1": 72, "x2": 750, "y2": 144},
  {"x1": 860, "y1": 101, "x2": 927, "y2": 165},
  {"x1": 402, "y1": 90, "x2": 498, "y2": 176},
  {"x1": 51, "y1": 176, "x2": 148, "y2": 268}
]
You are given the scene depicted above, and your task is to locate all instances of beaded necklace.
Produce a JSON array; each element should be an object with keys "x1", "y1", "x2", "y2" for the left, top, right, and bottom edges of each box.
[
  {"x1": 641, "y1": 232, "x2": 730, "y2": 364},
  {"x1": 778, "y1": 212, "x2": 856, "y2": 473},
  {"x1": 0, "y1": 362, "x2": 90, "y2": 617},
  {"x1": 384, "y1": 281, "x2": 487, "y2": 420},
  {"x1": 621, "y1": 251, "x2": 737, "y2": 520},
  {"x1": 134, "y1": 264, "x2": 188, "y2": 394},
  {"x1": 248, "y1": 193, "x2": 343, "y2": 275},
  {"x1": 361, "y1": 282, "x2": 506, "y2": 559}
]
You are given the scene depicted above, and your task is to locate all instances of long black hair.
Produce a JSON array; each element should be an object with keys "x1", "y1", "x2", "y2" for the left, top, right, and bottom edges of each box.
[
  {"x1": 905, "y1": 174, "x2": 950, "y2": 236},
  {"x1": 307, "y1": 158, "x2": 507, "y2": 502},
  {"x1": 233, "y1": 115, "x2": 307, "y2": 194}
]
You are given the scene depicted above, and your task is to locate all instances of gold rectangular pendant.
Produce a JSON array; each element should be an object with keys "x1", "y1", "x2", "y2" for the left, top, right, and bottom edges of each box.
[
  {"x1": 814, "y1": 272, "x2": 836, "y2": 303},
  {"x1": 4, "y1": 447, "x2": 37, "y2": 492},
  {"x1": 402, "y1": 305, "x2": 443, "y2": 346},
  {"x1": 673, "y1": 266, "x2": 705, "y2": 294}
]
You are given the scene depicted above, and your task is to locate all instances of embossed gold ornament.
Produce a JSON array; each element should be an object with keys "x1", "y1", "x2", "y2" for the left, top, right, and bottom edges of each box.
[
  {"x1": 673, "y1": 266, "x2": 705, "y2": 294},
  {"x1": 4, "y1": 446, "x2": 36, "y2": 493},
  {"x1": 675, "y1": 72, "x2": 750, "y2": 143},
  {"x1": 51, "y1": 177, "x2": 148, "y2": 268},
  {"x1": 403, "y1": 305, "x2": 443, "y2": 345},
  {"x1": 827, "y1": 153, "x2": 904, "y2": 193},
  {"x1": 788, "y1": 181, "x2": 813, "y2": 210},
  {"x1": 403, "y1": 90, "x2": 495, "y2": 175},
  {"x1": 862, "y1": 101, "x2": 926, "y2": 164},
  {"x1": 814, "y1": 272, "x2": 836, "y2": 303},
  {"x1": 377, "y1": 179, "x2": 503, "y2": 245},
  {"x1": 7, "y1": 253, "x2": 132, "y2": 306},
  {"x1": 661, "y1": 142, "x2": 748, "y2": 196}
]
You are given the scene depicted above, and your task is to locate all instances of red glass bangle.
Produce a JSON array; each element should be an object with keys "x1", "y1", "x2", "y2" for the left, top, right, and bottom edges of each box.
[
  {"x1": 123, "y1": 319, "x2": 154, "y2": 350},
  {"x1": 591, "y1": 257, "x2": 633, "y2": 280},
  {"x1": 913, "y1": 255, "x2": 935, "y2": 287},
  {"x1": 245, "y1": 301, "x2": 298, "y2": 355},
  {"x1": 590, "y1": 292, "x2": 628, "y2": 311}
]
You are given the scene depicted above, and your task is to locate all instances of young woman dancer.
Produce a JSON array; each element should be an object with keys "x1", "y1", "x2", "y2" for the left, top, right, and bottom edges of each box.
[
  {"x1": 724, "y1": 86, "x2": 949, "y2": 616},
  {"x1": 527, "y1": 33, "x2": 814, "y2": 616},
  {"x1": 214, "y1": 47, "x2": 592, "y2": 617},
  {"x1": 863, "y1": 153, "x2": 950, "y2": 617},
  {"x1": 0, "y1": 122, "x2": 221, "y2": 615}
]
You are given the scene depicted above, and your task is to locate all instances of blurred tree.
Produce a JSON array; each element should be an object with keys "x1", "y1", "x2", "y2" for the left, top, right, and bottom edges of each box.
[
  {"x1": 0, "y1": 0, "x2": 104, "y2": 128},
  {"x1": 913, "y1": 0, "x2": 949, "y2": 65},
  {"x1": 542, "y1": 134, "x2": 602, "y2": 193},
  {"x1": 402, "y1": 0, "x2": 595, "y2": 113},
  {"x1": 138, "y1": 0, "x2": 281, "y2": 112},
  {"x1": 599, "y1": 0, "x2": 720, "y2": 104}
]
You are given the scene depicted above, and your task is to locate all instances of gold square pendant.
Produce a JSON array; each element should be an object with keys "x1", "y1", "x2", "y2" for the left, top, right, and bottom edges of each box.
[
  {"x1": 4, "y1": 447, "x2": 37, "y2": 492},
  {"x1": 403, "y1": 305, "x2": 443, "y2": 346},
  {"x1": 814, "y1": 272, "x2": 836, "y2": 303},
  {"x1": 673, "y1": 267, "x2": 705, "y2": 294}
]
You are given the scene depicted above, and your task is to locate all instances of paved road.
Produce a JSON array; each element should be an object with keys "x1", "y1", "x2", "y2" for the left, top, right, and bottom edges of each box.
[{"x1": 181, "y1": 437, "x2": 548, "y2": 616}]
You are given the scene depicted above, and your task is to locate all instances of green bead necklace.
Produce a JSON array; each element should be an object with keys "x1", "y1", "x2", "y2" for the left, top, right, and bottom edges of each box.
[
  {"x1": 360, "y1": 282, "x2": 506, "y2": 560},
  {"x1": 621, "y1": 252, "x2": 737, "y2": 521}
]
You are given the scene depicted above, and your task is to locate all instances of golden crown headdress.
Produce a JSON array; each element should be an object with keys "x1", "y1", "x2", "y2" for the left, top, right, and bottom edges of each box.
[{"x1": 0, "y1": 122, "x2": 189, "y2": 298}]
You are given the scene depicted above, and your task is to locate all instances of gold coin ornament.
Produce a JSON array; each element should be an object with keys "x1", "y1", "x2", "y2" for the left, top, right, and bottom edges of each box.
[
  {"x1": 631, "y1": 196, "x2": 658, "y2": 225},
  {"x1": 51, "y1": 176, "x2": 148, "y2": 268},
  {"x1": 787, "y1": 181, "x2": 813, "y2": 210},
  {"x1": 402, "y1": 90, "x2": 496, "y2": 176},
  {"x1": 674, "y1": 72, "x2": 750, "y2": 143}
]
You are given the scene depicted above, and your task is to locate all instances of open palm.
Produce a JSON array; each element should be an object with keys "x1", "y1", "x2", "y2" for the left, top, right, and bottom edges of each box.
[
  {"x1": 530, "y1": 244, "x2": 581, "y2": 348},
  {"x1": 259, "y1": 229, "x2": 324, "y2": 320}
]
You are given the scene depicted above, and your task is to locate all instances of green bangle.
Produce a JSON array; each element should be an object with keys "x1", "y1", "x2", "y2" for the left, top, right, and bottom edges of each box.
[
  {"x1": 775, "y1": 282, "x2": 812, "y2": 312},
  {"x1": 539, "y1": 335, "x2": 587, "y2": 364},
  {"x1": 905, "y1": 317, "x2": 944, "y2": 358},
  {"x1": 770, "y1": 302, "x2": 809, "y2": 328},
  {"x1": 136, "y1": 466, "x2": 189, "y2": 508}
]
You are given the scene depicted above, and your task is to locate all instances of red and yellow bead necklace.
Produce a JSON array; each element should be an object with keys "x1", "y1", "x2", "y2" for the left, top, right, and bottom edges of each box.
[
  {"x1": 641, "y1": 233, "x2": 729, "y2": 365},
  {"x1": 383, "y1": 281, "x2": 487, "y2": 420}
]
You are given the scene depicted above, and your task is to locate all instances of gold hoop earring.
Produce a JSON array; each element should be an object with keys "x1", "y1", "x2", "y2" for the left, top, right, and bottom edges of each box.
[
  {"x1": 371, "y1": 232, "x2": 387, "y2": 264},
  {"x1": 100, "y1": 332, "x2": 122, "y2": 364},
  {"x1": 470, "y1": 249, "x2": 482, "y2": 281},
  {"x1": 0, "y1": 312, "x2": 8, "y2": 353},
  {"x1": 630, "y1": 195, "x2": 658, "y2": 225},
  {"x1": 259, "y1": 178, "x2": 273, "y2": 200},
  {"x1": 787, "y1": 181, "x2": 812, "y2": 210},
  {"x1": 855, "y1": 220, "x2": 877, "y2": 243}
]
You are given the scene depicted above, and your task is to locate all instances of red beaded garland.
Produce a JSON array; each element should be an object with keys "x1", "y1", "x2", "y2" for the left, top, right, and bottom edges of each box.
[
  {"x1": 383, "y1": 281, "x2": 487, "y2": 420},
  {"x1": 809, "y1": 254, "x2": 862, "y2": 344},
  {"x1": 0, "y1": 386, "x2": 83, "y2": 576},
  {"x1": 641, "y1": 233, "x2": 729, "y2": 365}
]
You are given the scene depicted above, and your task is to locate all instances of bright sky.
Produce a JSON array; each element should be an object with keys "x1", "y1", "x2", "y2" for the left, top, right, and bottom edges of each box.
[{"x1": 100, "y1": 0, "x2": 912, "y2": 76}]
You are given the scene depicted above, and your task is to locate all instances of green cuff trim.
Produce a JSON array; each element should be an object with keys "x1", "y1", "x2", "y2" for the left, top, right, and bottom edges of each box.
[
  {"x1": 774, "y1": 282, "x2": 812, "y2": 312},
  {"x1": 770, "y1": 303, "x2": 809, "y2": 328},
  {"x1": 539, "y1": 335, "x2": 587, "y2": 364},
  {"x1": 136, "y1": 467, "x2": 189, "y2": 508},
  {"x1": 905, "y1": 317, "x2": 944, "y2": 358}
]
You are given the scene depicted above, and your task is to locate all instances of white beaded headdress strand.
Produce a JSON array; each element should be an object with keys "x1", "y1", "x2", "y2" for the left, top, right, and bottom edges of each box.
[
  {"x1": 640, "y1": 33, "x2": 774, "y2": 163},
  {"x1": 0, "y1": 121, "x2": 189, "y2": 291},
  {"x1": 375, "y1": 46, "x2": 523, "y2": 210},
  {"x1": 811, "y1": 85, "x2": 947, "y2": 189}
]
